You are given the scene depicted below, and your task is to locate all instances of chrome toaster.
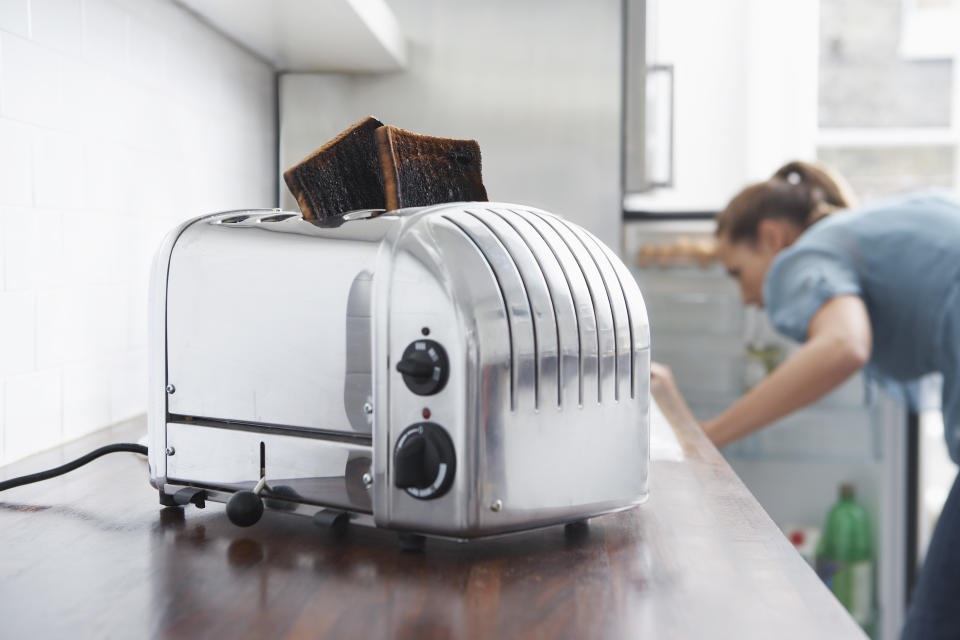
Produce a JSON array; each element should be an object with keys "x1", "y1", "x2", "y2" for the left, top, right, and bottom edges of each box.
[{"x1": 147, "y1": 202, "x2": 651, "y2": 542}]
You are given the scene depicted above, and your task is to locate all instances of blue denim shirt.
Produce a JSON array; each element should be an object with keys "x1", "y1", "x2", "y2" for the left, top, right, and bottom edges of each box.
[{"x1": 763, "y1": 189, "x2": 960, "y2": 462}]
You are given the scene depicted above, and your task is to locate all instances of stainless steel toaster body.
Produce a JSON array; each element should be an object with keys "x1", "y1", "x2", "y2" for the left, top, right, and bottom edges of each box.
[{"x1": 148, "y1": 203, "x2": 651, "y2": 538}]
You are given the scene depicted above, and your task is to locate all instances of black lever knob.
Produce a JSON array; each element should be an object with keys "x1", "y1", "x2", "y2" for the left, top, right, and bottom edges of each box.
[
  {"x1": 396, "y1": 340, "x2": 449, "y2": 395},
  {"x1": 226, "y1": 490, "x2": 264, "y2": 527},
  {"x1": 396, "y1": 356, "x2": 434, "y2": 379},
  {"x1": 393, "y1": 423, "x2": 456, "y2": 499},
  {"x1": 394, "y1": 433, "x2": 441, "y2": 490}
]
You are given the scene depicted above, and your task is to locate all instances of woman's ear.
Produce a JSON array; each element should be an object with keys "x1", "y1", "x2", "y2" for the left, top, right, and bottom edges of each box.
[{"x1": 757, "y1": 218, "x2": 793, "y2": 253}]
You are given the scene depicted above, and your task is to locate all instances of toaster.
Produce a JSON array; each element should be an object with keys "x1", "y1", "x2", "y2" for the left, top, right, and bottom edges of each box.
[{"x1": 147, "y1": 202, "x2": 651, "y2": 541}]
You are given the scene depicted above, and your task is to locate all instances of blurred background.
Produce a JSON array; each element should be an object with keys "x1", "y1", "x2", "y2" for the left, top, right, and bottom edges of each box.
[{"x1": 0, "y1": 0, "x2": 956, "y2": 637}]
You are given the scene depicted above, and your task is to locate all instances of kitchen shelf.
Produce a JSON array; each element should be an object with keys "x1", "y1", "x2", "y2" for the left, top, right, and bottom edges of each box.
[{"x1": 176, "y1": 0, "x2": 407, "y2": 72}]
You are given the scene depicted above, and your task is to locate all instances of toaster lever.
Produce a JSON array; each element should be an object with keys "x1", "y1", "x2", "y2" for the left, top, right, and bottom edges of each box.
[{"x1": 395, "y1": 358, "x2": 434, "y2": 378}]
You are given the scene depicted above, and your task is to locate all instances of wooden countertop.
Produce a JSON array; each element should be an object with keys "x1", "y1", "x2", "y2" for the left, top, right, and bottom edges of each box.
[{"x1": 0, "y1": 403, "x2": 866, "y2": 639}]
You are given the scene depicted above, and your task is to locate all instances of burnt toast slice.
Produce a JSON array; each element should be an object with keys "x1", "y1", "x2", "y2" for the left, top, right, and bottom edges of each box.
[
  {"x1": 283, "y1": 116, "x2": 385, "y2": 221},
  {"x1": 376, "y1": 126, "x2": 488, "y2": 211}
]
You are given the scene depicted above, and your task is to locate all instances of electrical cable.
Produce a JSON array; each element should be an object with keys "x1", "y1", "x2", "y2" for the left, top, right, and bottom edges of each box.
[{"x1": 0, "y1": 443, "x2": 147, "y2": 492}]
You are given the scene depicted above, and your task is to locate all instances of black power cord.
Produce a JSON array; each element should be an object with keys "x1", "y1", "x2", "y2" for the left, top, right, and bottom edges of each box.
[{"x1": 0, "y1": 443, "x2": 148, "y2": 492}]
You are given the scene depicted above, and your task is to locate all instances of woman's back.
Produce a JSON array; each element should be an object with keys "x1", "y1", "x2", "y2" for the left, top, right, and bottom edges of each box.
[{"x1": 765, "y1": 188, "x2": 960, "y2": 458}]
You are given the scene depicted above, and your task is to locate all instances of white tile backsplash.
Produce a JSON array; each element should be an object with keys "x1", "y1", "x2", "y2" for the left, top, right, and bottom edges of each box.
[
  {"x1": 0, "y1": 291, "x2": 36, "y2": 376},
  {"x1": 82, "y1": 0, "x2": 127, "y2": 71},
  {"x1": 30, "y1": 0, "x2": 83, "y2": 55},
  {"x1": 0, "y1": 118, "x2": 34, "y2": 206},
  {"x1": 62, "y1": 359, "x2": 112, "y2": 441},
  {"x1": 34, "y1": 130, "x2": 85, "y2": 208},
  {"x1": 0, "y1": 34, "x2": 63, "y2": 127},
  {"x1": 0, "y1": 0, "x2": 29, "y2": 38},
  {"x1": 4, "y1": 207, "x2": 64, "y2": 291},
  {"x1": 4, "y1": 369, "x2": 61, "y2": 463},
  {"x1": 0, "y1": 0, "x2": 276, "y2": 464}
]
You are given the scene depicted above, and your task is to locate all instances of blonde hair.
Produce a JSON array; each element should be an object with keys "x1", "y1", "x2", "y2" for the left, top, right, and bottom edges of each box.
[{"x1": 716, "y1": 161, "x2": 857, "y2": 244}]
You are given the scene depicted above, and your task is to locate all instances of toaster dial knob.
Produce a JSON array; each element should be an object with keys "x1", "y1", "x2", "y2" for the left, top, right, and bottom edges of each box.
[
  {"x1": 393, "y1": 422, "x2": 456, "y2": 499},
  {"x1": 397, "y1": 340, "x2": 449, "y2": 396}
]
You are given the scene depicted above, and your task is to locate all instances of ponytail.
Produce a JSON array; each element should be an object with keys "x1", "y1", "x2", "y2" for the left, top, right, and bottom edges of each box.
[{"x1": 716, "y1": 160, "x2": 856, "y2": 243}]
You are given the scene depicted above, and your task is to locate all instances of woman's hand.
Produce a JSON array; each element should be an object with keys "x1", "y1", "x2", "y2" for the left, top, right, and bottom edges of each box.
[
  {"x1": 650, "y1": 361, "x2": 680, "y2": 400},
  {"x1": 650, "y1": 361, "x2": 703, "y2": 435}
]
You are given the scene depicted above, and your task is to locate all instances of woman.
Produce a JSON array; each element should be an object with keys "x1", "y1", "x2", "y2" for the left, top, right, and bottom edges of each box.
[{"x1": 651, "y1": 160, "x2": 960, "y2": 639}]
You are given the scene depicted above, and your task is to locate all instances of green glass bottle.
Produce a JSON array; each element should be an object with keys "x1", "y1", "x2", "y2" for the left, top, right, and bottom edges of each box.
[{"x1": 816, "y1": 483, "x2": 875, "y2": 636}]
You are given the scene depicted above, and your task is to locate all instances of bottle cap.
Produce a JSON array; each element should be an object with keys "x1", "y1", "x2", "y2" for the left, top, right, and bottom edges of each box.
[{"x1": 840, "y1": 483, "x2": 855, "y2": 499}]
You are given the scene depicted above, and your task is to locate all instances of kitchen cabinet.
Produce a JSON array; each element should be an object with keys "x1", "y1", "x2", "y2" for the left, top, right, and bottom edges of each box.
[{"x1": 624, "y1": 0, "x2": 819, "y2": 214}]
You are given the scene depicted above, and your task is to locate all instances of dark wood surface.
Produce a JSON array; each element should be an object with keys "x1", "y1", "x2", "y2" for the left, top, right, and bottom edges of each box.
[{"x1": 0, "y1": 409, "x2": 866, "y2": 639}]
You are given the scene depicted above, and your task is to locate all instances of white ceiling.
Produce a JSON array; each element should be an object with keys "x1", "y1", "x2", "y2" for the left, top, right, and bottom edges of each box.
[{"x1": 177, "y1": 0, "x2": 407, "y2": 72}]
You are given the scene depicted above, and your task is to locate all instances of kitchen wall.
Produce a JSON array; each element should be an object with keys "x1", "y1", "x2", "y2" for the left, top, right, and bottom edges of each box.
[
  {"x1": 0, "y1": 0, "x2": 276, "y2": 465},
  {"x1": 279, "y1": 0, "x2": 622, "y2": 250}
]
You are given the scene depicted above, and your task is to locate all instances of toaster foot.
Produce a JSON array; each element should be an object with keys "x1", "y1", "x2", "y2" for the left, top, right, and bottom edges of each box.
[
  {"x1": 564, "y1": 519, "x2": 590, "y2": 540},
  {"x1": 173, "y1": 487, "x2": 207, "y2": 509},
  {"x1": 312, "y1": 509, "x2": 349, "y2": 538},
  {"x1": 397, "y1": 532, "x2": 426, "y2": 552},
  {"x1": 158, "y1": 489, "x2": 177, "y2": 507}
]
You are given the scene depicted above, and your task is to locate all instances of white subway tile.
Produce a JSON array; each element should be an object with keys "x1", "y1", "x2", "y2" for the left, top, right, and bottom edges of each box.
[
  {"x1": 126, "y1": 280, "x2": 147, "y2": 349},
  {"x1": 125, "y1": 16, "x2": 167, "y2": 86},
  {"x1": 82, "y1": 0, "x2": 127, "y2": 71},
  {"x1": 0, "y1": 290, "x2": 35, "y2": 375},
  {"x1": 4, "y1": 369, "x2": 61, "y2": 462},
  {"x1": 109, "y1": 349, "x2": 144, "y2": 423},
  {"x1": 0, "y1": 383, "x2": 5, "y2": 464},
  {"x1": 62, "y1": 210, "x2": 120, "y2": 284},
  {"x1": 0, "y1": 118, "x2": 34, "y2": 206},
  {"x1": 34, "y1": 130, "x2": 85, "y2": 208},
  {"x1": 83, "y1": 284, "x2": 127, "y2": 356},
  {"x1": 58, "y1": 56, "x2": 99, "y2": 137},
  {"x1": 36, "y1": 288, "x2": 80, "y2": 368},
  {"x1": 4, "y1": 207, "x2": 63, "y2": 291},
  {"x1": 62, "y1": 359, "x2": 112, "y2": 441},
  {"x1": 36, "y1": 285, "x2": 124, "y2": 366},
  {"x1": 30, "y1": 0, "x2": 82, "y2": 54},
  {"x1": 0, "y1": 0, "x2": 29, "y2": 38},
  {"x1": 0, "y1": 35, "x2": 62, "y2": 128},
  {"x1": 83, "y1": 141, "x2": 128, "y2": 212}
]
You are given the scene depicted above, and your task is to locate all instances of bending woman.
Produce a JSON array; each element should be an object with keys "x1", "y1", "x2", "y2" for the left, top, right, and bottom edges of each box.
[{"x1": 651, "y1": 161, "x2": 960, "y2": 639}]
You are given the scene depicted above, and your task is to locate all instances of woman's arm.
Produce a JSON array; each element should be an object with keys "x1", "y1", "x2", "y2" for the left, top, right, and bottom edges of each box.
[{"x1": 702, "y1": 294, "x2": 872, "y2": 448}]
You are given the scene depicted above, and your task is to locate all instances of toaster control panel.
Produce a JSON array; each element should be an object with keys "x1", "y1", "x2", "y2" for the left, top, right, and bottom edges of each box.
[
  {"x1": 396, "y1": 340, "x2": 449, "y2": 396},
  {"x1": 393, "y1": 422, "x2": 456, "y2": 499}
]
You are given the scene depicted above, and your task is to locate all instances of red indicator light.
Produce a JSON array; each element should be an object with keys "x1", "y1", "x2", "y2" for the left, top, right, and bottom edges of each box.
[{"x1": 422, "y1": 408, "x2": 431, "y2": 419}]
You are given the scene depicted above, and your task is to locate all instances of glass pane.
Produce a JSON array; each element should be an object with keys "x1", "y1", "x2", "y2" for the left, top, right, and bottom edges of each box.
[{"x1": 819, "y1": 0, "x2": 953, "y2": 127}]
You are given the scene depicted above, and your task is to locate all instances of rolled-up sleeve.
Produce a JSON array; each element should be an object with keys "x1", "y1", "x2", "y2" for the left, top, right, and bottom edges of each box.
[{"x1": 763, "y1": 248, "x2": 862, "y2": 342}]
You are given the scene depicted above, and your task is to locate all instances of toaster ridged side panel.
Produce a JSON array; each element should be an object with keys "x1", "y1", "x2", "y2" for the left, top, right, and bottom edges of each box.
[
  {"x1": 554, "y1": 218, "x2": 633, "y2": 402},
  {"x1": 511, "y1": 209, "x2": 607, "y2": 406},
  {"x1": 457, "y1": 209, "x2": 562, "y2": 408},
  {"x1": 440, "y1": 214, "x2": 536, "y2": 412},
  {"x1": 591, "y1": 236, "x2": 651, "y2": 398},
  {"x1": 486, "y1": 208, "x2": 581, "y2": 409}
]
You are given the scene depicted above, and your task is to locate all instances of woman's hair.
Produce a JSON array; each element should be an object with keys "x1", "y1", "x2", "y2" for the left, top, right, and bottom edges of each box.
[{"x1": 715, "y1": 160, "x2": 857, "y2": 244}]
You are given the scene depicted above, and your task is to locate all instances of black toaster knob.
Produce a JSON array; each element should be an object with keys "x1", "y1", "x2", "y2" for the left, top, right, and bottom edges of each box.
[
  {"x1": 393, "y1": 422, "x2": 456, "y2": 499},
  {"x1": 396, "y1": 340, "x2": 449, "y2": 395}
]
